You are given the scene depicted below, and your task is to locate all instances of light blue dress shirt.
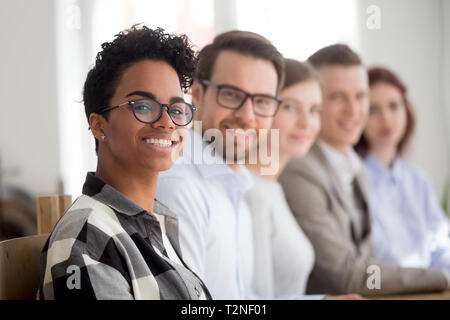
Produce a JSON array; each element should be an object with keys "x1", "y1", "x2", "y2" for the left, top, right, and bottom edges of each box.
[
  {"x1": 156, "y1": 129, "x2": 255, "y2": 299},
  {"x1": 364, "y1": 153, "x2": 450, "y2": 272}
]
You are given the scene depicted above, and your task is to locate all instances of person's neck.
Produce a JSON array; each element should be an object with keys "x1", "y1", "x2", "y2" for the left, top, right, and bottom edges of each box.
[
  {"x1": 370, "y1": 145, "x2": 397, "y2": 168},
  {"x1": 228, "y1": 163, "x2": 241, "y2": 174},
  {"x1": 319, "y1": 138, "x2": 349, "y2": 156},
  {"x1": 95, "y1": 157, "x2": 158, "y2": 213},
  {"x1": 247, "y1": 151, "x2": 289, "y2": 182}
]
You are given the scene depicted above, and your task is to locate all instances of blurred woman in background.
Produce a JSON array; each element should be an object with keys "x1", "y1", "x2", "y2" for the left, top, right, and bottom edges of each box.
[{"x1": 355, "y1": 66, "x2": 450, "y2": 273}]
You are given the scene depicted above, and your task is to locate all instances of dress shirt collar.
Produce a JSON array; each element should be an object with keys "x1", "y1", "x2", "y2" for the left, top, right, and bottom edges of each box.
[
  {"x1": 233, "y1": 163, "x2": 254, "y2": 194},
  {"x1": 365, "y1": 153, "x2": 403, "y2": 185},
  {"x1": 82, "y1": 172, "x2": 175, "y2": 219},
  {"x1": 317, "y1": 140, "x2": 363, "y2": 189},
  {"x1": 180, "y1": 129, "x2": 227, "y2": 178},
  {"x1": 180, "y1": 128, "x2": 254, "y2": 192}
]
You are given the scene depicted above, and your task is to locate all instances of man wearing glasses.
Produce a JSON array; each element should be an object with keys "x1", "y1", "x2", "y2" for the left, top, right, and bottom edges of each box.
[{"x1": 156, "y1": 30, "x2": 284, "y2": 299}]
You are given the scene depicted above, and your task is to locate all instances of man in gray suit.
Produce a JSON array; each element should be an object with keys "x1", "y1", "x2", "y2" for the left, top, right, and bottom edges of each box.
[{"x1": 279, "y1": 44, "x2": 450, "y2": 296}]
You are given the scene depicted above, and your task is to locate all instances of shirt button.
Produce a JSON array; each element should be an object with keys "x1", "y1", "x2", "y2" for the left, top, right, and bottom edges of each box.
[{"x1": 195, "y1": 287, "x2": 200, "y2": 297}]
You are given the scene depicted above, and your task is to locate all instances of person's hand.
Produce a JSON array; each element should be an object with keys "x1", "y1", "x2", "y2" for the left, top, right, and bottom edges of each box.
[{"x1": 323, "y1": 294, "x2": 366, "y2": 300}]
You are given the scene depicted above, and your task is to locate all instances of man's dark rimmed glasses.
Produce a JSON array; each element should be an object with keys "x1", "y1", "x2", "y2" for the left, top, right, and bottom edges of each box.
[
  {"x1": 200, "y1": 79, "x2": 281, "y2": 117},
  {"x1": 98, "y1": 97, "x2": 196, "y2": 126}
]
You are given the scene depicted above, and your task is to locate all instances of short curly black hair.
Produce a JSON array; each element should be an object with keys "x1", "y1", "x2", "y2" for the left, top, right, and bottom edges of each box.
[{"x1": 83, "y1": 25, "x2": 197, "y2": 151}]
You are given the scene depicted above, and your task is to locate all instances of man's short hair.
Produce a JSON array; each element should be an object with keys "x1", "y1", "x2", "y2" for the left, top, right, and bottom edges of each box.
[
  {"x1": 196, "y1": 30, "x2": 285, "y2": 91},
  {"x1": 307, "y1": 43, "x2": 362, "y2": 69}
]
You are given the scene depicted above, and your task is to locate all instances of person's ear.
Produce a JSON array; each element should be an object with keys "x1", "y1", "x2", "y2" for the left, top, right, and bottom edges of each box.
[
  {"x1": 89, "y1": 113, "x2": 108, "y2": 142},
  {"x1": 191, "y1": 80, "x2": 203, "y2": 108}
]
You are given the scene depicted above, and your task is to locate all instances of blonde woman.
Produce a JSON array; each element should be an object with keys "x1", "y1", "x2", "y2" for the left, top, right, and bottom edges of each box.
[{"x1": 246, "y1": 59, "x2": 361, "y2": 300}]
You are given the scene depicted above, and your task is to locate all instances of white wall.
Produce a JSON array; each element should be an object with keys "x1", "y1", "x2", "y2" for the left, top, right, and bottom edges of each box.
[
  {"x1": 214, "y1": 0, "x2": 237, "y2": 34},
  {"x1": 357, "y1": 0, "x2": 450, "y2": 199},
  {"x1": 443, "y1": 0, "x2": 450, "y2": 171},
  {"x1": 54, "y1": 0, "x2": 98, "y2": 200},
  {"x1": 235, "y1": 0, "x2": 358, "y2": 61},
  {"x1": 0, "y1": 0, "x2": 60, "y2": 195}
]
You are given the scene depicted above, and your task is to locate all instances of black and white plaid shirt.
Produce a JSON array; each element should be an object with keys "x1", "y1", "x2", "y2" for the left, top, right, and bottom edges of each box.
[{"x1": 38, "y1": 172, "x2": 211, "y2": 300}]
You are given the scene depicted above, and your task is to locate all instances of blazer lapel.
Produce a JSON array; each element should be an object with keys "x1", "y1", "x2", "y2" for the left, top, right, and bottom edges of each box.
[
  {"x1": 354, "y1": 171, "x2": 370, "y2": 206},
  {"x1": 353, "y1": 172, "x2": 371, "y2": 237},
  {"x1": 313, "y1": 143, "x2": 354, "y2": 214},
  {"x1": 312, "y1": 143, "x2": 366, "y2": 243}
]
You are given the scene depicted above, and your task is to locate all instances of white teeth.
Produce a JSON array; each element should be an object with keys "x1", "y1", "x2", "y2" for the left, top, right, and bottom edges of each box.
[
  {"x1": 227, "y1": 128, "x2": 251, "y2": 137},
  {"x1": 144, "y1": 138, "x2": 173, "y2": 147}
]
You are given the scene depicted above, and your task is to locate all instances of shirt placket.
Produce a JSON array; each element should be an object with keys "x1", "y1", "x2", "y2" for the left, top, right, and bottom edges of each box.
[
  {"x1": 143, "y1": 214, "x2": 167, "y2": 257},
  {"x1": 225, "y1": 175, "x2": 246, "y2": 299}
]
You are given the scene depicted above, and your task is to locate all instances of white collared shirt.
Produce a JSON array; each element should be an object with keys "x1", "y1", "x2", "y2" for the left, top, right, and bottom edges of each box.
[
  {"x1": 155, "y1": 129, "x2": 255, "y2": 299},
  {"x1": 316, "y1": 139, "x2": 363, "y2": 195}
]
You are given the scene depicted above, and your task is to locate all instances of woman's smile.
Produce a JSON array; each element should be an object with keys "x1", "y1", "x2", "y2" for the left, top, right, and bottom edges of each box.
[{"x1": 139, "y1": 132, "x2": 183, "y2": 153}]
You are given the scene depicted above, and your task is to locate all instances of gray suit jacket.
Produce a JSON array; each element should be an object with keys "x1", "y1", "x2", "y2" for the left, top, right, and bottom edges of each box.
[{"x1": 278, "y1": 142, "x2": 448, "y2": 296}]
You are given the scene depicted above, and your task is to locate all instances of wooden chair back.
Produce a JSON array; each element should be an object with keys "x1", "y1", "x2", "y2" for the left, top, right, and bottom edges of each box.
[
  {"x1": 36, "y1": 195, "x2": 72, "y2": 235},
  {"x1": 0, "y1": 234, "x2": 48, "y2": 299},
  {"x1": 0, "y1": 194, "x2": 71, "y2": 299}
]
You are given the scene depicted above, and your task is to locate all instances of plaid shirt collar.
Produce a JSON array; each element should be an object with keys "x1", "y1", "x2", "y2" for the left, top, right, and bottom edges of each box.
[{"x1": 82, "y1": 172, "x2": 176, "y2": 219}]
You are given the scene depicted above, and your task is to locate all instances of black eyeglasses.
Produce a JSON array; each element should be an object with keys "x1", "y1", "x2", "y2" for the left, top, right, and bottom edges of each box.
[
  {"x1": 200, "y1": 79, "x2": 281, "y2": 117},
  {"x1": 98, "y1": 97, "x2": 196, "y2": 126}
]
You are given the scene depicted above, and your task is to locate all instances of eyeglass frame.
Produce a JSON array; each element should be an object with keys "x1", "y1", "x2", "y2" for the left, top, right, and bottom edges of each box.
[
  {"x1": 97, "y1": 97, "x2": 197, "y2": 126},
  {"x1": 200, "y1": 79, "x2": 281, "y2": 117}
]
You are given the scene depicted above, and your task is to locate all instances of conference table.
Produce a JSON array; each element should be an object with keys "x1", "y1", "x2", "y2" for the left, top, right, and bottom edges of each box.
[{"x1": 373, "y1": 290, "x2": 450, "y2": 300}]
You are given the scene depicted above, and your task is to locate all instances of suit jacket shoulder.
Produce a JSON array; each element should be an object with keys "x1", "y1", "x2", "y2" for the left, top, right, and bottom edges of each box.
[{"x1": 280, "y1": 143, "x2": 330, "y2": 188}]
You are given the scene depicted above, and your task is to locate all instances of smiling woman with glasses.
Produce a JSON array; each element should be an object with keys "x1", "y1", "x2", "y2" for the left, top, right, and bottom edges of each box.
[{"x1": 38, "y1": 25, "x2": 211, "y2": 300}]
